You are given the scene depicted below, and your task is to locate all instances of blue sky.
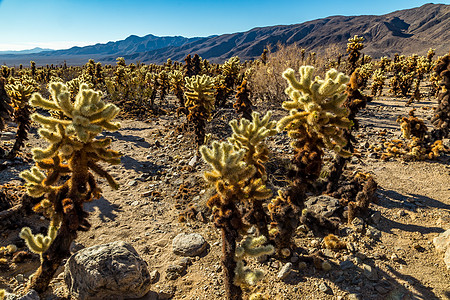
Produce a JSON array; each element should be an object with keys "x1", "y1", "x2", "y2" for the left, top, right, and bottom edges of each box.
[{"x1": 0, "y1": 0, "x2": 447, "y2": 51}]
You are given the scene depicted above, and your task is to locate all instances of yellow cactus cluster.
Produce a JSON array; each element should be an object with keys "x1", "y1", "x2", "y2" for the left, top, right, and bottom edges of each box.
[
  {"x1": 278, "y1": 66, "x2": 352, "y2": 156},
  {"x1": 184, "y1": 74, "x2": 216, "y2": 113},
  {"x1": 228, "y1": 111, "x2": 277, "y2": 177},
  {"x1": 347, "y1": 35, "x2": 365, "y2": 52},
  {"x1": 234, "y1": 235, "x2": 274, "y2": 287},
  {"x1": 201, "y1": 142, "x2": 271, "y2": 207}
]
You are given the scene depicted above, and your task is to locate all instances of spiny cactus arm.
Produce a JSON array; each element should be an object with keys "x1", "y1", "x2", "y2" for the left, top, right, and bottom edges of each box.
[
  {"x1": 0, "y1": 288, "x2": 4, "y2": 299},
  {"x1": 234, "y1": 261, "x2": 265, "y2": 286},
  {"x1": 276, "y1": 110, "x2": 309, "y2": 132},
  {"x1": 242, "y1": 178, "x2": 273, "y2": 200},
  {"x1": 236, "y1": 235, "x2": 274, "y2": 258},
  {"x1": 31, "y1": 113, "x2": 71, "y2": 129},
  {"x1": 87, "y1": 161, "x2": 119, "y2": 189},
  {"x1": 19, "y1": 227, "x2": 54, "y2": 256},
  {"x1": 200, "y1": 142, "x2": 255, "y2": 185},
  {"x1": 19, "y1": 167, "x2": 53, "y2": 197}
]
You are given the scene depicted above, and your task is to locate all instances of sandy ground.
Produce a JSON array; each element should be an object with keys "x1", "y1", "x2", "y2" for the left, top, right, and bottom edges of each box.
[{"x1": 0, "y1": 90, "x2": 449, "y2": 300}]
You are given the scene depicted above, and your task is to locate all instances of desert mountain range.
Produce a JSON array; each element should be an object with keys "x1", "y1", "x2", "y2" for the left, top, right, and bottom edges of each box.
[{"x1": 0, "y1": 3, "x2": 448, "y2": 66}]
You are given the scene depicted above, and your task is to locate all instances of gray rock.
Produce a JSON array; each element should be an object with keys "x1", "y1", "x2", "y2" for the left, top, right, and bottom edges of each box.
[
  {"x1": 305, "y1": 195, "x2": 340, "y2": 217},
  {"x1": 370, "y1": 211, "x2": 382, "y2": 224},
  {"x1": 5, "y1": 290, "x2": 40, "y2": 300},
  {"x1": 363, "y1": 264, "x2": 378, "y2": 281},
  {"x1": 188, "y1": 155, "x2": 198, "y2": 167},
  {"x1": 351, "y1": 217, "x2": 365, "y2": 232},
  {"x1": 64, "y1": 241, "x2": 151, "y2": 300},
  {"x1": 339, "y1": 260, "x2": 355, "y2": 270},
  {"x1": 149, "y1": 270, "x2": 159, "y2": 283},
  {"x1": 433, "y1": 229, "x2": 450, "y2": 270},
  {"x1": 277, "y1": 262, "x2": 293, "y2": 280},
  {"x1": 165, "y1": 264, "x2": 185, "y2": 280},
  {"x1": 172, "y1": 233, "x2": 207, "y2": 257}
]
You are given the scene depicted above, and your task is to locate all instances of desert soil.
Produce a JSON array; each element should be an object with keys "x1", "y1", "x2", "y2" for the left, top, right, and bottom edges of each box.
[{"x1": 0, "y1": 90, "x2": 449, "y2": 300}]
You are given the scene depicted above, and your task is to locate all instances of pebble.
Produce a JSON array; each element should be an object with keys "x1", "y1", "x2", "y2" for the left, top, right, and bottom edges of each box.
[
  {"x1": 172, "y1": 233, "x2": 207, "y2": 257},
  {"x1": 318, "y1": 282, "x2": 330, "y2": 293},
  {"x1": 370, "y1": 211, "x2": 382, "y2": 224},
  {"x1": 277, "y1": 262, "x2": 293, "y2": 280},
  {"x1": 363, "y1": 264, "x2": 378, "y2": 281},
  {"x1": 339, "y1": 260, "x2": 355, "y2": 270}
]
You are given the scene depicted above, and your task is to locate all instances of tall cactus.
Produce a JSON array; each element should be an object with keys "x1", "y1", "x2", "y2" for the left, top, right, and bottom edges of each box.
[
  {"x1": 269, "y1": 66, "x2": 351, "y2": 250},
  {"x1": 184, "y1": 75, "x2": 216, "y2": 149},
  {"x1": 19, "y1": 82, "x2": 121, "y2": 292}
]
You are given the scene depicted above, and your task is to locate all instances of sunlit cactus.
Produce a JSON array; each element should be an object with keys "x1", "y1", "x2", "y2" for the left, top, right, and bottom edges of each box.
[
  {"x1": 184, "y1": 74, "x2": 216, "y2": 148},
  {"x1": 347, "y1": 35, "x2": 365, "y2": 74},
  {"x1": 371, "y1": 68, "x2": 386, "y2": 97},
  {"x1": 4, "y1": 78, "x2": 38, "y2": 158},
  {"x1": 0, "y1": 76, "x2": 13, "y2": 134},
  {"x1": 269, "y1": 66, "x2": 351, "y2": 250},
  {"x1": 169, "y1": 70, "x2": 185, "y2": 107},
  {"x1": 234, "y1": 235, "x2": 274, "y2": 288},
  {"x1": 18, "y1": 81, "x2": 121, "y2": 293},
  {"x1": 200, "y1": 140, "x2": 272, "y2": 300}
]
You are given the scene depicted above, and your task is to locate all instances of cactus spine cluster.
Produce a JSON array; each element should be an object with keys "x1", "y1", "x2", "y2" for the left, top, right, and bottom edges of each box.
[
  {"x1": 269, "y1": 66, "x2": 351, "y2": 250},
  {"x1": 431, "y1": 51, "x2": 450, "y2": 139},
  {"x1": 200, "y1": 112, "x2": 275, "y2": 300},
  {"x1": 234, "y1": 235, "x2": 274, "y2": 287},
  {"x1": 18, "y1": 82, "x2": 121, "y2": 292},
  {"x1": 4, "y1": 78, "x2": 38, "y2": 158},
  {"x1": 184, "y1": 74, "x2": 216, "y2": 148}
]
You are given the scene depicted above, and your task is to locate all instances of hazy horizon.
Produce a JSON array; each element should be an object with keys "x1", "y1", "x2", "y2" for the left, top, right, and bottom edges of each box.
[{"x1": 0, "y1": 0, "x2": 446, "y2": 51}]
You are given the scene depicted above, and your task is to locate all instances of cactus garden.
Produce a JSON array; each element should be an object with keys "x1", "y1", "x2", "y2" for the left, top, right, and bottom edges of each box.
[{"x1": 0, "y1": 25, "x2": 449, "y2": 300}]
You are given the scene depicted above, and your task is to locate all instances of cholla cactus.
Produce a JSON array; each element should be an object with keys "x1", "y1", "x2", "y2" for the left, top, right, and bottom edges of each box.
[
  {"x1": 269, "y1": 66, "x2": 350, "y2": 250},
  {"x1": 371, "y1": 69, "x2": 386, "y2": 97},
  {"x1": 222, "y1": 56, "x2": 241, "y2": 90},
  {"x1": 184, "y1": 75, "x2": 216, "y2": 148},
  {"x1": 278, "y1": 66, "x2": 352, "y2": 156},
  {"x1": 169, "y1": 70, "x2": 185, "y2": 107},
  {"x1": 234, "y1": 235, "x2": 274, "y2": 288},
  {"x1": 347, "y1": 35, "x2": 365, "y2": 74},
  {"x1": 200, "y1": 141, "x2": 272, "y2": 300},
  {"x1": 19, "y1": 82, "x2": 121, "y2": 293},
  {"x1": 233, "y1": 80, "x2": 252, "y2": 120},
  {"x1": 4, "y1": 79, "x2": 38, "y2": 158},
  {"x1": 0, "y1": 76, "x2": 13, "y2": 134},
  {"x1": 431, "y1": 51, "x2": 450, "y2": 139},
  {"x1": 228, "y1": 111, "x2": 276, "y2": 237}
]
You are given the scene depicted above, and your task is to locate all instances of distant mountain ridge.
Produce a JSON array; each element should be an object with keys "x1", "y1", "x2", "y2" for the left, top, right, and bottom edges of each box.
[
  {"x1": 0, "y1": 47, "x2": 53, "y2": 55},
  {"x1": 0, "y1": 3, "x2": 448, "y2": 66}
]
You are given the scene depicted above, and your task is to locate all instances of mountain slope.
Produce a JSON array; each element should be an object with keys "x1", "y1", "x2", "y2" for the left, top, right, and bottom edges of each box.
[
  {"x1": 0, "y1": 3, "x2": 448, "y2": 66},
  {"x1": 123, "y1": 3, "x2": 449, "y2": 63}
]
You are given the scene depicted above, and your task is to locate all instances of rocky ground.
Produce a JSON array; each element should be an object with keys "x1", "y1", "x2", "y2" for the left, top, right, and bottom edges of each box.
[{"x1": 0, "y1": 90, "x2": 449, "y2": 300}]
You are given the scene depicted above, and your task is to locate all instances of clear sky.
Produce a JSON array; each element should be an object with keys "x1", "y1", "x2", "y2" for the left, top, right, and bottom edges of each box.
[{"x1": 0, "y1": 0, "x2": 447, "y2": 51}]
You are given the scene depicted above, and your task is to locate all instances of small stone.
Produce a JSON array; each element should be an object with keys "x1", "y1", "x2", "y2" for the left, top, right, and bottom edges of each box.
[
  {"x1": 142, "y1": 191, "x2": 152, "y2": 197},
  {"x1": 339, "y1": 260, "x2": 354, "y2": 270},
  {"x1": 178, "y1": 257, "x2": 192, "y2": 267},
  {"x1": 172, "y1": 233, "x2": 207, "y2": 257},
  {"x1": 166, "y1": 264, "x2": 185, "y2": 280},
  {"x1": 4, "y1": 289, "x2": 40, "y2": 300},
  {"x1": 433, "y1": 229, "x2": 450, "y2": 253},
  {"x1": 130, "y1": 200, "x2": 140, "y2": 206},
  {"x1": 277, "y1": 262, "x2": 293, "y2": 280},
  {"x1": 321, "y1": 261, "x2": 332, "y2": 271},
  {"x1": 318, "y1": 282, "x2": 330, "y2": 293},
  {"x1": 370, "y1": 211, "x2": 382, "y2": 224},
  {"x1": 127, "y1": 180, "x2": 137, "y2": 186},
  {"x1": 149, "y1": 270, "x2": 159, "y2": 283},
  {"x1": 363, "y1": 264, "x2": 378, "y2": 281},
  {"x1": 188, "y1": 155, "x2": 198, "y2": 167},
  {"x1": 351, "y1": 217, "x2": 364, "y2": 232},
  {"x1": 15, "y1": 274, "x2": 24, "y2": 283}
]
